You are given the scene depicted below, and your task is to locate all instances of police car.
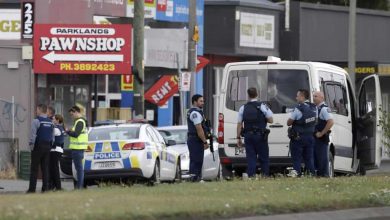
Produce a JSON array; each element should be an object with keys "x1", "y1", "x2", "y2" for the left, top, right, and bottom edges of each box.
[
  {"x1": 157, "y1": 125, "x2": 222, "y2": 181},
  {"x1": 75, "y1": 123, "x2": 180, "y2": 185}
]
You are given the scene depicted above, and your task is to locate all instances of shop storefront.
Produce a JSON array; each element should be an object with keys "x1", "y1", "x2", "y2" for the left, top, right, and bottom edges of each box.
[{"x1": 33, "y1": 24, "x2": 132, "y2": 127}]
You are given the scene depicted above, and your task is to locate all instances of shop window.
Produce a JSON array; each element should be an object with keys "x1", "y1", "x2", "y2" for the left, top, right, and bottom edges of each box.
[{"x1": 108, "y1": 75, "x2": 121, "y2": 93}]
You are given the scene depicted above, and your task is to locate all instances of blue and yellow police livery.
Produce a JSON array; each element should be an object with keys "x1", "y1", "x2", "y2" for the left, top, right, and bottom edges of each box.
[{"x1": 73, "y1": 124, "x2": 180, "y2": 185}]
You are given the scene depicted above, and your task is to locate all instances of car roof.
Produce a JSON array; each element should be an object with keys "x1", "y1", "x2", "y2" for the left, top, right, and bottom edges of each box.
[
  {"x1": 91, "y1": 123, "x2": 144, "y2": 129},
  {"x1": 157, "y1": 125, "x2": 187, "y2": 130},
  {"x1": 226, "y1": 60, "x2": 346, "y2": 73}
]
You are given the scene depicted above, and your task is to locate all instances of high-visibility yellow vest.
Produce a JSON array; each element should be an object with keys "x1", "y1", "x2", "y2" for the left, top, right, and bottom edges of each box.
[{"x1": 69, "y1": 118, "x2": 88, "y2": 150}]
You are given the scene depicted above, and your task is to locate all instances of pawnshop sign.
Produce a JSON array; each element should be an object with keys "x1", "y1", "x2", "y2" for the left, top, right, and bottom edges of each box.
[{"x1": 33, "y1": 24, "x2": 131, "y2": 74}]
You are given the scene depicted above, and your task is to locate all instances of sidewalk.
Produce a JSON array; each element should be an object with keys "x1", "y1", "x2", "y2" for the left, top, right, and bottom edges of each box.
[
  {"x1": 0, "y1": 179, "x2": 74, "y2": 193},
  {"x1": 234, "y1": 207, "x2": 390, "y2": 220}
]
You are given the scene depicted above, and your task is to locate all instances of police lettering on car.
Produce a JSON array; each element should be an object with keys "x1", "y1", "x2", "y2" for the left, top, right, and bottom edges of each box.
[
  {"x1": 237, "y1": 87, "x2": 273, "y2": 178},
  {"x1": 287, "y1": 89, "x2": 317, "y2": 177},
  {"x1": 187, "y1": 94, "x2": 209, "y2": 182},
  {"x1": 313, "y1": 91, "x2": 334, "y2": 177}
]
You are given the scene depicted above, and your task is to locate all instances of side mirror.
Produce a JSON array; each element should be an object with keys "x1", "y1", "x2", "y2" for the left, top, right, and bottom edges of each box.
[{"x1": 167, "y1": 140, "x2": 176, "y2": 146}]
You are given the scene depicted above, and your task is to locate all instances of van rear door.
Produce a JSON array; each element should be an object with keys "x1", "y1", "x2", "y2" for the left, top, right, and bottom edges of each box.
[{"x1": 357, "y1": 74, "x2": 382, "y2": 169}]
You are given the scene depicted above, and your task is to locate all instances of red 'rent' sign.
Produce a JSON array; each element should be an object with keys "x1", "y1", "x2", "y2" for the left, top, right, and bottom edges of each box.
[
  {"x1": 145, "y1": 75, "x2": 179, "y2": 106},
  {"x1": 33, "y1": 24, "x2": 132, "y2": 74}
]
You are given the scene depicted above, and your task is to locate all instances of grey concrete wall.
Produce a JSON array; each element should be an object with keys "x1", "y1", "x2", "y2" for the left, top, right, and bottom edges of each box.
[{"x1": 0, "y1": 41, "x2": 33, "y2": 169}]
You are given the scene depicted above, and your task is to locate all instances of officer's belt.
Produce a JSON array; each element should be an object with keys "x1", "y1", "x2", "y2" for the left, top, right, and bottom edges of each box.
[
  {"x1": 187, "y1": 133, "x2": 199, "y2": 137},
  {"x1": 244, "y1": 128, "x2": 267, "y2": 134}
]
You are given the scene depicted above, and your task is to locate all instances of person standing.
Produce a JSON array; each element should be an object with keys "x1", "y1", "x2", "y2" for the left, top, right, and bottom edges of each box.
[
  {"x1": 313, "y1": 91, "x2": 334, "y2": 177},
  {"x1": 187, "y1": 94, "x2": 209, "y2": 182},
  {"x1": 287, "y1": 89, "x2": 317, "y2": 177},
  {"x1": 237, "y1": 88, "x2": 273, "y2": 177},
  {"x1": 67, "y1": 106, "x2": 88, "y2": 189},
  {"x1": 47, "y1": 106, "x2": 55, "y2": 119},
  {"x1": 27, "y1": 104, "x2": 54, "y2": 193},
  {"x1": 49, "y1": 114, "x2": 66, "y2": 190}
]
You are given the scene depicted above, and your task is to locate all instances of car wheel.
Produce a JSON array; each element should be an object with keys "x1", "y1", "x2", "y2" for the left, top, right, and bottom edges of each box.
[
  {"x1": 149, "y1": 160, "x2": 161, "y2": 186},
  {"x1": 328, "y1": 151, "x2": 334, "y2": 178},
  {"x1": 174, "y1": 161, "x2": 182, "y2": 183}
]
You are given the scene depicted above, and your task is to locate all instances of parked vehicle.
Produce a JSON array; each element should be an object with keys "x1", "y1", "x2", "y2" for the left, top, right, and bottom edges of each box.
[
  {"x1": 61, "y1": 123, "x2": 180, "y2": 185},
  {"x1": 157, "y1": 125, "x2": 222, "y2": 180},
  {"x1": 217, "y1": 57, "x2": 382, "y2": 177}
]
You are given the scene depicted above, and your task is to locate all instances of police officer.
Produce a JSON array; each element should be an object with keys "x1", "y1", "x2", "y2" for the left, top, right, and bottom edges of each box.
[
  {"x1": 27, "y1": 104, "x2": 54, "y2": 193},
  {"x1": 49, "y1": 114, "x2": 66, "y2": 190},
  {"x1": 287, "y1": 89, "x2": 317, "y2": 177},
  {"x1": 67, "y1": 105, "x2": 88, "y2": 189},
  {"x1": 313, "y1": 91, "x2": 334, "y2": 177},
  {"x1": 237, "y1": 87, "x2": 273, "y2": 177},
  {"x1": 187, "y1": 94, "x2": 209, "y2": 182}
]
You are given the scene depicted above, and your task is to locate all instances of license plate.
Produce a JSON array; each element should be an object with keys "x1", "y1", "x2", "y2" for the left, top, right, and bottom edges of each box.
[
  {"x1": 235, "y1": 147, "x2": 246, "y2": 155},
  {"x1": 97, "y1": 161, "x2": 116, "y2": 169}
]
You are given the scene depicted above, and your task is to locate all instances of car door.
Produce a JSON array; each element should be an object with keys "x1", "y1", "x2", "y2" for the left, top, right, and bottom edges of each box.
[
  {"x1": 202, "y1": 136, "x2": 220, "y2": 179},
  {"x1": 357, "y1": 75, "x2": 382, "y2": 169},
  {"x1": 146, "y1": 126, "x2": 170, "y2": 180}
]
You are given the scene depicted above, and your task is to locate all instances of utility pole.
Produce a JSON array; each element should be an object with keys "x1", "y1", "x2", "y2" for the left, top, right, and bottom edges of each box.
[
  {"x1": 348, "y1": 0, "x2": 356, "y2": 90},
  {"x1": 188, "y1": 0, "x2": 197, "y2": 102},
  {"x1": 134, "y1": 0, "x2": 145, "y2": 117}
]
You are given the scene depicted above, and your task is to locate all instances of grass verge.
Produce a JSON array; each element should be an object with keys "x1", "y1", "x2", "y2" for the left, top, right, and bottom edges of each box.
[{"x1": 1, "y1": 176, "x2": 390, "y2": 220}]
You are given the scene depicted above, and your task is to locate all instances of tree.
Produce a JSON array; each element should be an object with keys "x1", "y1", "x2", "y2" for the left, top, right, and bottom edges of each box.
[
  {"x1": 379, "y1": 108, "x2": 390, "y2": 152},
  {"x1": 271, "y1": 0, "x2": 389, "y2": 11}
]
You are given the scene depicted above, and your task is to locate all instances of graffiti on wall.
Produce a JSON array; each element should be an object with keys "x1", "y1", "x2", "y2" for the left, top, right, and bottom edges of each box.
[{"x1": 0, "y1": 100, "x2": 27, "y2": 137}]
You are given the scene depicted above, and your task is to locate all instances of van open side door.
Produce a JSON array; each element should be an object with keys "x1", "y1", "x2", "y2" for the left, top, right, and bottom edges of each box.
[{"x1": 357, "y1": 74, "x2": 382, "y2": 169}]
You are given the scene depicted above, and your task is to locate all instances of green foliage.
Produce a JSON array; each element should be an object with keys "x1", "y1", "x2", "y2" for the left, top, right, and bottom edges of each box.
[
  {"x1": 271, "y1": 0, "x2": 389, "y2": 11},
  {"x1": 379, "y1": 108, "x2": 390, "y2": 150}
]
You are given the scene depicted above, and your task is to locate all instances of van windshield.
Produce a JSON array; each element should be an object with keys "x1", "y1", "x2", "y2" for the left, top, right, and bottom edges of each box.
[{"x1": 226, "y1": 69, "x2": 310, "y2": 113}]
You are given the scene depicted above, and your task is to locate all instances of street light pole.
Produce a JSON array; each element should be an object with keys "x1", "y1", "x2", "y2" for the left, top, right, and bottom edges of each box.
[
  {"x1": 188, "y1": 0, "x2": 197, "y2": 102},
  {"x1": 348, "y1": 0, "x2": 356, "y2": 90},
  {"x1": 134, "y1": 0, "x2": 145, "y2": 117}
]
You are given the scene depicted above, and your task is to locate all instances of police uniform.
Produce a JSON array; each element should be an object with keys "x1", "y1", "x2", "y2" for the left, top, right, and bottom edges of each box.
[
  {"x1": 49, "y1": 124, "x2": 65, "y2": 190},
  {"x1": 289, "y1": 101, "x2": 317, "y2": 176},
  {"x1": 314, "y1": 102, "x2": 333, "y2": 177},
  {"x1": 238, "y1": 99, "x2": 273, "y2": 177},
  {"x1": 27, "y1": 115, "x2": 54, "y2": 193},
  {"x1": 187, "y1": 107, "x2": 208, "y2": 181}
]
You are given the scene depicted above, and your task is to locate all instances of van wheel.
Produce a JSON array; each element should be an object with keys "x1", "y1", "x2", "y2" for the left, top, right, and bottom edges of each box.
[
  {"x1": 328, "y1": 152, "x2": 334, "y2": 178},
  {"x1": 357, "y1": 162, "x2": 366, "y2": 176},
  {"x1": 221, "y1": 165, "x2": 233, "y2": 180},
  {"x1": 149, "y1": 160, "x2": 161, "y2": 186}
]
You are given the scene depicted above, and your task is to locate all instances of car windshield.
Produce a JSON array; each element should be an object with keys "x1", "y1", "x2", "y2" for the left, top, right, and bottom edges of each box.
[
  {"x1": 89, "y1": 127, "x2": 140, "y2": 141},
  {"x1": 158, "y1": 129, "x2": 187, "y2": 145}
]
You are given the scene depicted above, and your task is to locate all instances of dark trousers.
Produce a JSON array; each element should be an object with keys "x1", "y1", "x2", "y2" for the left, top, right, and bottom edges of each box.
[
  {"x1": 28, "y1": 143, "x2": 51, "y2": 192},
  {"x1": 314, "y1": 139, "x2": 329, "y2": 177},
  {"x1": 187, "y1": 137, "x2": 204, "y2": 181},
  {"x1": 290, "y1": 135, "x2": 315, "y2": 176},
  {"x1": 49, "y1": 151, "x2": 62, "y2": 190},
  {"x1": 244, "y1": 133, "x2": 269, "y2": 177}
]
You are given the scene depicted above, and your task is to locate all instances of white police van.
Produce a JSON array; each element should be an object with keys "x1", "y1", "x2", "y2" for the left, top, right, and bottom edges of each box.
[{"x1": 217, "y1": 58, "x2": 382, "y2": 177}]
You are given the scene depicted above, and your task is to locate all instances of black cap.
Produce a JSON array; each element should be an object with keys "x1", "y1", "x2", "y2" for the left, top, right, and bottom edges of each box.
[{"x1": 69, "y1": 105, "x2": 81, "y2": 113}]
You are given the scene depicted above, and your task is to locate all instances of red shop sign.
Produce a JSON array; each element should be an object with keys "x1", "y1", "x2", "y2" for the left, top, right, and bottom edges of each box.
[
  {"x1": 145, "y1": 75, "x2": 179, "y2": 106},
  {"x1": 33, "y1": 24, "x2": 132, "y2": 74}
]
